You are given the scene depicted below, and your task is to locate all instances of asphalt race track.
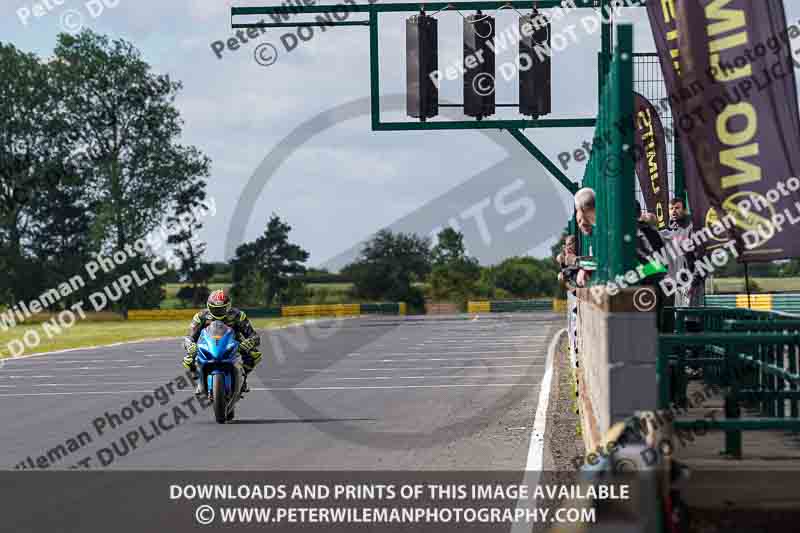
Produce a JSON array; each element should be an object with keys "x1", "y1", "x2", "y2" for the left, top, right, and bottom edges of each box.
[{"x1": 0, "y1": 313, "x2": 562, "y2": 471}]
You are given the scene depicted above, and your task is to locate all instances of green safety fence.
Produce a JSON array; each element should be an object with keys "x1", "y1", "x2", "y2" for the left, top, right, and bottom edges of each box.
[
  {"x1": 773, "y1": 294, "x2": 800, "y2": 315},
  {"x1": 268, "y1": 303, "x2": 405, "y2": 318},
  {"x1": 130, "y1": 303, "x2": 406, "y2": 320},
  {"x1": 360, "y1": 303, "x2": 405, "y2": 315},
  {"x1": 658, "y1": 307, "x2": 800, "y2": 458},
  {"x1": 489, "y1": 300, "x2": 553, "y2": 312},
  {"x1": 467, "y1": 299, "x2": 561, "y2": 313},
  {"x1": 580, "y1": 24, "x2": 636, "y2": 284},
  {"x1": 666, "y1": 306, "x2": 789, "y2": 334}
]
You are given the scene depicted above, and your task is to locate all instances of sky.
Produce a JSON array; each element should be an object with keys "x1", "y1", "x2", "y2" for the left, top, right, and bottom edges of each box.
[{"x1": 4, "y1": 1, "x2": 800, "y2": 269}]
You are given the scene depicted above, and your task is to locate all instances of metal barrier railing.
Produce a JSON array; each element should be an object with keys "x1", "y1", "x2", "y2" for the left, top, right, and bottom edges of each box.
[
  {"x1": 579, "y1": 25, "x2": 636, "y2": 283},
  {"x1": 658, "y1": 307, "x2": 800, "y2": 458},
  {"x1": 667, "y1": 306, "x2": 789, "y2": 334},
  {"x1": 705, "y1": 293, "x2": 800, "y2": 315}
]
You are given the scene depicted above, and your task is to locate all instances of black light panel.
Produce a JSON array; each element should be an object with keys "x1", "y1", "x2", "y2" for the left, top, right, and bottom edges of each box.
[
  {"x1": 406, "y1": 14, "x2": 439, "y2": 119},
  {"x1": 463, "y1": 13, "x2": 495, "y2": 119},
  {"x1": 519, "y1": 12, "x2": 552, "y2": 117}
]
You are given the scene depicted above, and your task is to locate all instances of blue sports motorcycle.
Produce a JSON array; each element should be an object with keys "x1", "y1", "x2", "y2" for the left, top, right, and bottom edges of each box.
[{"x1": 195, "y1": 321, "x2": 245, "y2": 423}]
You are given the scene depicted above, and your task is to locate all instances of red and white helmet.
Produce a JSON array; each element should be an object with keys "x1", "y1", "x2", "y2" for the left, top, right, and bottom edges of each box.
[{"x1": 207, "y1": 290, "x2": 231, "y2": 320}]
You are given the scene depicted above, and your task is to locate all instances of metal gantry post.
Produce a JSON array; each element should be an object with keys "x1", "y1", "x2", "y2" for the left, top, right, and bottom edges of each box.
[
  {"x1": 369, "y1": 9, "x2": 380, "y2": 131},
  {"x1": 674, "y1": 131, "x2": 687, "y2": 208},
  {"x1": 607, "y1": 24, "x2": 636, "y2": 280}
]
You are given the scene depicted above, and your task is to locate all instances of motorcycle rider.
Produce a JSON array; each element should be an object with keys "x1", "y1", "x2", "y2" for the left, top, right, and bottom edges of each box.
[{"x1": 182, "y1": 290, "x2": 262, "y2": 394}]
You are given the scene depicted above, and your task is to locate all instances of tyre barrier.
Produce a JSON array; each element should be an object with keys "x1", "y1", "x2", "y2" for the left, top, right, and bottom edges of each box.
[
  {"x1": 128, "y1": 303, "x2": 407, "y2": 321},
  {"x1": 467, "y1": 299, "x2": 565, "y2": 313},
  {"x1": 705, "y1": 293, "x2": 800, "y2": 315}
]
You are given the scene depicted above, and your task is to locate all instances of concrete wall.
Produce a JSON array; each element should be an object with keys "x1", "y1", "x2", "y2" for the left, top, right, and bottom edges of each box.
[
  {"x1": 425, "y1": 302, "x2": 460, "y2": 315},
  {"x1": 574, "y1": 287, "x2": 659, "y2": 451}
]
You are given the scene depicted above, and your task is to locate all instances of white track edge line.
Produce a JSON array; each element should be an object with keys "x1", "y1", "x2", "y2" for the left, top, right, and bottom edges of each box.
[{"x1": 509, "y1": 327, "x2": 565, "y2": 533}]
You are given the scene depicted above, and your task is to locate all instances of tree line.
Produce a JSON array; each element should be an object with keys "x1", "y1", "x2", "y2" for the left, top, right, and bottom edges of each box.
[
  {"x1": 228, "y1": 215, "x2": 561, "y2": 313},
  {"x1": 1, "y1": 31, "x2": 210, "y2": 315},
  {"x1": 1, "y1": 30, "x2": 559, "y2": 316}
]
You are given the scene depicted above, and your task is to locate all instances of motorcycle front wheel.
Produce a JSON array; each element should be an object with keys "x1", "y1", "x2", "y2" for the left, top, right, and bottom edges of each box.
[{"x1": 212, "y1": 373, "x2": 227, "y2": 424}]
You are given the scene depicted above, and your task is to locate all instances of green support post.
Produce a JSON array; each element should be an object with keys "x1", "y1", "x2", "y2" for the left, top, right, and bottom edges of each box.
[
  {"x1": 369, "y1": 9, "x2": 379, "y2": 131},
  {"x1": 234, "y1": 2, "x2": 609, "y2": 135},
  {"x1": 724, "y1": 343, "x2": 743, "y2": 458},
  {"x1": 600, "y1": 0, "x2": 612, "y2": 92},
  {"x1": 507, "y1": 129, "x2": 579, "y2": 195},
  {"x1": 674, "y1": 131, "x2": 687, "y2": 207},
  {"x1": 606, "y1": 24, "x2": 635, "y2": 280}
]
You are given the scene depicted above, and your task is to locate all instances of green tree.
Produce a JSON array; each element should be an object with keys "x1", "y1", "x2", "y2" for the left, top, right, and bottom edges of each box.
[
  {"x1": 206, "y1": 262, "x2": 232, "y2": 283},
  {"x1": 176, "y1": 285, "x2": 210, "y2": 308},
  {"x1": 167, "y1": 181, "x2": 212, "y2": 305},
  {"x1": 429, "y1": 228, "x2": 480, "y2": 308},
  {"x1": 26, "y1": 163, "x2": 95, "y2": 309},
  {"x1": 782, "y1": 259, "x2": 800, "y2": 277},
  {"x1": 50, "y1": 30, "x2": 210, "y2": 315},
  {"x1": 230, "y1": 214, "x2": 310, "y2": 306},
  {"x1": 176, "y1": 286, "x2": 194, "y2": 307},
  {"x1": 0, "y1": 43, "x2": 75, "y2": 304},
  {"x1": 431, "y1": 227, "x2": 468, "y2": 265},
  {"x1": 493, "y1": 257, "x2": 559, "y2": 298},
  {"x1": 230, "y1": 269, "x2": 267, "y2": 307},
  {"x1": 345, "y1": 230, "x2": 431, "y2": 311}
]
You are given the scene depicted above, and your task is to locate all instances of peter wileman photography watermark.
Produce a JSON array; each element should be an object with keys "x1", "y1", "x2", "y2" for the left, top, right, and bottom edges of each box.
[
  {"x1": 16, "y1": 0, "x2": 122, "y2": 34},
  {"x1": 556, "y1": 16, "x2": 800, "y2": 174},
  {"x1": 211, "y1": 0, "x2": 380, "y2": 68},
  {"x1": 609, "y1": 175, "x2": 800, "y2": 312},
  {"x1": 571, "y1": 380, "x2": 726, "y2": 472},
  {"x1": 0, "y1": 197, "x2": 217, "y2": 362},
  {"x1": 13, "y1": 370, "x2": 208, "y2": 469},
  {"x1": 430, "y1": 0, "x2": 639, "y2": 96}
]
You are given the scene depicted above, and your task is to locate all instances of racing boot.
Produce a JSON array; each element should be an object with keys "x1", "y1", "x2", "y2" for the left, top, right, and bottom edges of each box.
[
  {"x1": 188, "y1": 367, "x2": 202, "y2": 395},
  {"x1": 183, "y1": 351, "x2": 203, "y2": 395},
  {"x1": 193, "y1": 371, "x2": 203, "y2": 395}
]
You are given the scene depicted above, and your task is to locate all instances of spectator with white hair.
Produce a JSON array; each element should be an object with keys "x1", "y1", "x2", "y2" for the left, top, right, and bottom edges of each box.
[
  {"x1": 574, "y1": 187, "x2": 596, "y2": 237},
  {"x1": 572, "y1": 187, "x2": 596, "y2": 287}
]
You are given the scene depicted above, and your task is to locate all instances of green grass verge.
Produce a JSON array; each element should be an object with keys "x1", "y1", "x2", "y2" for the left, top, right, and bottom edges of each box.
[{"x1": 0, "y1": 317, "x2": 306, "y2": 359}]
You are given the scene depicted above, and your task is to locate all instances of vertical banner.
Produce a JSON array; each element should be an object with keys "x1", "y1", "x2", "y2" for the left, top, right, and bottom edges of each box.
[
  {"x1": 647, "y1": 0, "x2": 800, "y2": 261},
  {"x1": 633, "y1": 92, "x2": 671, "y2": 230}
]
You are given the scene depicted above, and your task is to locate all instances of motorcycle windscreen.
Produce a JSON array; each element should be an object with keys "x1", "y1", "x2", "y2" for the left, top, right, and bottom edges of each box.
[
  {"x1": 203, "y1": 321, "x2": 235, "y2": 360},
  {"x1": 206, "y1": 320, "x2": 231, "y2": 340}
]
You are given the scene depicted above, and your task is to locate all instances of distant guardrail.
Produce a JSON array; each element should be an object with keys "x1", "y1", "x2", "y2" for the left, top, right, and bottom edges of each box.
[
  {"x1": 128, "y1": 309, "x2": 199, "y2": 321},
  {"x1": 705, "y1": 294, "x2": 800, "y2": 315},
  {"x1": 467, "y1": 299, "x2": 565, "y2": 313},
  {"x1": 0, "y1": 311, "x2": 125, "y2": 324},
  {"x1": 128, "y1": 302, "x2": 406, "y2": 321}
]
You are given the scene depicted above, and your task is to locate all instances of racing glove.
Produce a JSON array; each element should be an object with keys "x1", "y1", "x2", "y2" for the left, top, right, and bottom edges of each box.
[
  {"x1": 239, "y1": 337, "x2": 257, "y2": 353},
  {"x1": 183, "y1": 343, "x2": 198, "y2": 369}
]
